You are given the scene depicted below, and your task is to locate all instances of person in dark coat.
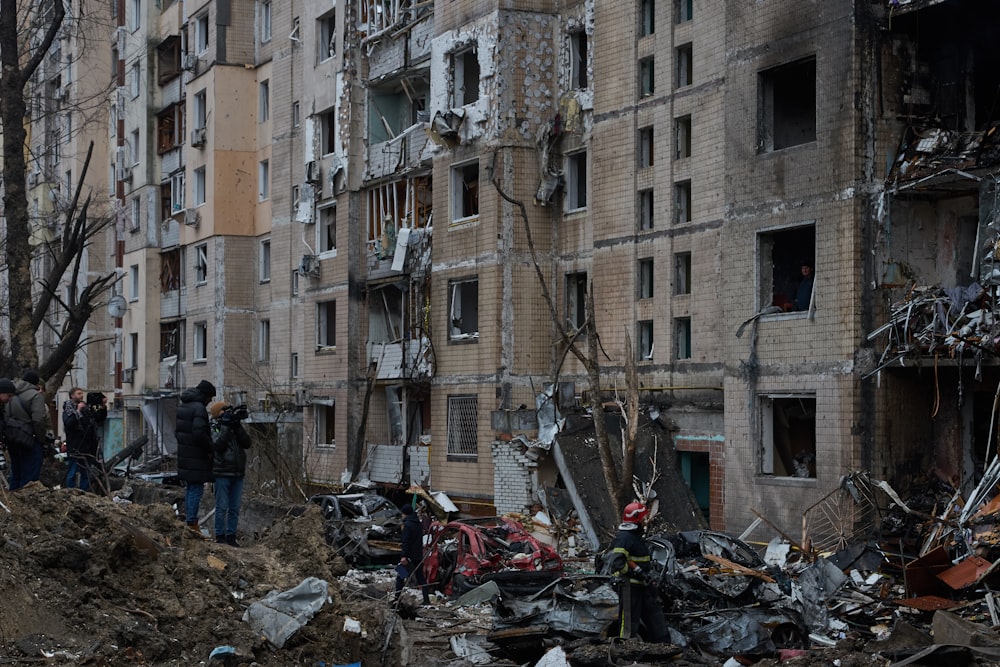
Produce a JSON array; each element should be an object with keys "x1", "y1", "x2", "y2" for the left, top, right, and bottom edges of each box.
[
  {"x1": 209, "y1": 401, "x2": 252, "y2": 546},
  {"x1": 793, "y1": 262, "x2": 814, "y2": 311},
  {"x1": 7, "y1": 370, "x2": 51, "y2": 490},
  {"x1": 604, "y1": 502, "x2": 667, "y2": 642},
  {"x1": 62, "y1": 387, "x2": 108, "y2": 490},
  {"x1": 395, "y1": 503, "x2": 431, "y2": 605},
  {"x1": 175, "y1": 380, "x2": 215, "y2": 531}
]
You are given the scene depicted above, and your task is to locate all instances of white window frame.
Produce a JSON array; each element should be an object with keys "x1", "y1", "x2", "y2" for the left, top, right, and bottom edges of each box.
[
  {"x1": 194, "y1": 90, "x2": 207, "y2": 129},
  {"x1": 318, "y1": 204, "x2": 336, "y2": 255},
  {"x1": 195, "y1": 13, "x2": 210, "y2": 55},
  {"x1": 449, "y1": 278, "x2": 479, "y2": 340},
  {"x1": 129, "y1": 264, "x2": 140, "y2": 301},
  {"x1": 129, "y1": 197, "x2": 141, "y2": 232},
  {"x1": 318, "y1": 10, "x2": 336, "y2": 63},
  {"x1": 130, "y1": 0, "x2": 141, "y2": 31},
  {"x1": 315, "y1": 404, "x2": 335, "y2": 448},
  {"x1": 193, "y1": 167, "x2": 206, "y2": 205},
  {"x1": 450, "y1": 160, "x2": 479, "y2": 223},
  {"x1": 129, "y1": 62, "x2": 140, "y2": 98},
  {"x1": 193, "y1": 321, "x2": 208, "y2": 361},
  {"x1": 260, "y1": 0, "x2": 272, "y2": 42},
  {"x1": 195, "y1": 243, "x2": 208, "y2": 284},
  {"x1": 565, "y1": 151, "x2": 588, "y2": 212},
  {"x1": 259, "y1": 238, "x2": 271, "y2": 282},
  {"x1": 171, "y1": 172, "x2": 185, "y2": 212},
  {"x1": 259, "y1": 159, "x2": 270, "y2": 200},
  {"x1": 259, "y1": 80, "x2": 269, "y2": 121},
  {"x1": 317, "y1": 300, "x2": 336, "y2": 349}
]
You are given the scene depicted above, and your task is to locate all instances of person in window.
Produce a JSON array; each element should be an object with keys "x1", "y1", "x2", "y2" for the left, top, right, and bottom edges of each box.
[{"x1": 793, "y1": 261, "x2": 814, "y2": 311}]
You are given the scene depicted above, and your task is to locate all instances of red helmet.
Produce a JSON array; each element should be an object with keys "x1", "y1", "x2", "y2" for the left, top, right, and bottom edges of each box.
[{"x1": 622, "y1": 502, "x2": 648, "y2": 524}]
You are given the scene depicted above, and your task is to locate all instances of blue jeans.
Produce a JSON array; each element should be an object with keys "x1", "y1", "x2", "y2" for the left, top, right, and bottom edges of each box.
[
  {"x1": 185, "y1": 482, "x2": 205, "y2": 524},
  {"x1": 214, "y1": 476, "x2": 244, "y2": 538},
  {"x1": 65, "y1": 456, "x2": 91, "y2": 491},
  {"x1": 8, "y1": 444, "x2": 42, "y2": 491}
]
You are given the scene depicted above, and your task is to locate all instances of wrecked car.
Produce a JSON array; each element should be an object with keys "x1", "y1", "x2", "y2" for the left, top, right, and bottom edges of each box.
[
  {"x1": 308, "y1": 493, "x2": 403, "y2": 564},
  {"x1": 422, "y1": 517, "x2": 563, "y2": 596}
]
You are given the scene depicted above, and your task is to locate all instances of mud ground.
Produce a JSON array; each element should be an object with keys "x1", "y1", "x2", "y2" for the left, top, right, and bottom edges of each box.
[{"x1": 0, "y1": 481, "x2": 500, "y2": 666}]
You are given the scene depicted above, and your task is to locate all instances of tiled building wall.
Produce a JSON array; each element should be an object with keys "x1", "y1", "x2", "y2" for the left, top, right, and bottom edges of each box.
[{"x1": 491, "y1": 439, "x2": 535, "y2": 515}]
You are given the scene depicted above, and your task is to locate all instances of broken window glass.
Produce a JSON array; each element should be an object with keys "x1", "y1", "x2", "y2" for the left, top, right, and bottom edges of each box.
[
  {"x1": 451, "y1": 162, "x2": 479, "y2": 221},
  {"x1": 449, "y1": 279, "x2": 479, "y2": 340},
  {"x1": 638, "y1": 320, "x2": 654, "y2": 360},
  {"x1": 638, "y1": 189, "x2": 655, "y2": 230},
  {"x1": 453, "y1": 47, "x2": 480, "y2": 107},
  {"x1": 760, "y1": 395, "x2": 817, "y2": 478},
  {"x1": 566, "y1": 272, "x2": 587, "y2": 331}
]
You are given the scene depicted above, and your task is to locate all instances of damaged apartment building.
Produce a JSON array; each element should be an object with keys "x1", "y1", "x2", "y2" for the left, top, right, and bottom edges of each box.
[{"x1": 37, "y1": 0, "x2": 1000, "y2": 538}]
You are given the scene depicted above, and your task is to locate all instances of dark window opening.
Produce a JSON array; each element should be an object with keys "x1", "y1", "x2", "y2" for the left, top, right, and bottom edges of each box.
[
  {"x1": 449, "y1": 278, "x2": 479, "y2": 340},
  {"x1": 570, "y1": 31, "x2": 588, "y2": 89},
  {"x1": 676, "y1": 43, "x2": 692, "y2": 88},
  {"x1": 679, "y1": 451, "x2": 709, "y2": 521},
  {"x1": 675, "y1": 317, "x2": 691, "y2": 360},
  {"x1": 759, "y1": 57, "x2": 817, "y2": 152},
  {"x1": 161, "y1": 249, "x2": 181, "y2": 292},
  {"x1": 761, "y1": 395, "x2": 816, "y2": 478},
  {"x1": 639, "y1": 126, "x2": 654, "y2": 168},
  {"x1": 566, "y1": 272, "x2": 588, "y2": 331},
  {"x1": 452, "y1": 162, "x2": 479, "y2": 220},
  {"x1": 453, "y1": 48, "x2": 480, "y2": 106},
  {"x1": 157, "y1": 36, "x2": 182, "y2": 84},
  {"x1": 674, "y1": 180, "x2": 691, "y2": 223},
  {"x1": 639, "y1": 189, "x2": 655, "y2": 230},
  {"x1": 640, "y1": 0, "x2": 655, "y2": 36},
  {"x1": 759, "y1": 225, "x2": 815, "y2": 312},
  {"x1": 639, "y1": 57, "x2": 655, "y2": 97},
  {"x1": 160, "y1": 321, "x2": 183, "y2": 360}
]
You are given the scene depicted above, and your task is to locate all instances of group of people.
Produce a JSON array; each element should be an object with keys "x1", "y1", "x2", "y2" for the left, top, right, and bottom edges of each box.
[
  {"x1": 175, "y1": 380, "x2": 252, "y2": 546},
  {"x1": 0, "y1": 370, "x2": 107, "y2": 492}
]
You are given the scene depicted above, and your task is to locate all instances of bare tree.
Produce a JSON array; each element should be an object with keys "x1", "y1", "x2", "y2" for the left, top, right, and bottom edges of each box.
[
  {"x1": 489, "y1": 152, "x2": 639, "y2": 517},
  {"x1": 0, "y1": 2, "x2": 117, "y2": 390}
]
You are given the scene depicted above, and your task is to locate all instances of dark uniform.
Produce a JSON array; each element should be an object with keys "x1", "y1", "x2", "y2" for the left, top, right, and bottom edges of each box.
[{"x1": 606, "y1": 522, "x2": 668, "y2": 641}]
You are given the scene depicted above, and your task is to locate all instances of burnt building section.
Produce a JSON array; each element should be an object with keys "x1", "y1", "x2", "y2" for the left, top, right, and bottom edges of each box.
[
  {"x1": 869, "y1": 1, "x2": 1000, "y2": 500},
  {"x1": 355, "y1": 1, "x2": 436, "y2": 489}
]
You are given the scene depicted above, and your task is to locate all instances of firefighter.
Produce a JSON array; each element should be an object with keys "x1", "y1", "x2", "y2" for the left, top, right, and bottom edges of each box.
[{"x1": 605, "y1": 501, "x2": 668, "y2": 641}]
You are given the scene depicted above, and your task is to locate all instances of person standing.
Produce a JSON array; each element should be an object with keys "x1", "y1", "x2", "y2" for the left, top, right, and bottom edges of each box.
[
  {"x1": 209, "y1": 402, "x2": 252, "y2": 546},
  {"x1": 604, "y1": 502, "x2": 667, "y2": 642},
  {"x1": 176, "y1": 380, "x2": 215, "y2": 533},
  {"x1": 395, "y1": 503, "x2": 431, "y2": 605},
  {"x1": 7, "y1": 370, "x2": 51, "y2": 490},
  {"x1": 62, "y1": 388, "x2": 108, "y2": 490},
  {"x1": 793, "y1": 262, "x2": 814, "y2": 311}
]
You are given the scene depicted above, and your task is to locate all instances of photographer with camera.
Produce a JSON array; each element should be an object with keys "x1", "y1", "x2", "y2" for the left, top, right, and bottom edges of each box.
[
  {"x1": 62, "y1": 388, "x2": 108, "y2": 490},
  {"x1": 208, "y1": 402, "x2": 251, "y2": 546}
]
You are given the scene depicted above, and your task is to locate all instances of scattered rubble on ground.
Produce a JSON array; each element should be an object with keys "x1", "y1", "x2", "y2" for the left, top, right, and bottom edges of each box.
[{"x1": 8, "y1": 465, "x2": 1000, "y2": 665}]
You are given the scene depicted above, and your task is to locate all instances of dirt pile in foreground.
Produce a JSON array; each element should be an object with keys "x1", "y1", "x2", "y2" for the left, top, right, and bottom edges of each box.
[{"x1": 0, "y1": 483, "x2": 406, "y2": 666}]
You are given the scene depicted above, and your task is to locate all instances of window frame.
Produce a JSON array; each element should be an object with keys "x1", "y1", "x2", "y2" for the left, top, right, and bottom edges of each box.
[
  {"x1": 675, "y1": 317, "x2": 692, "y2": 360},
  {"x1": 315, "y1": 404, "x2": 336, "y2": 448},
  {"x1": 674, "y1": 252, "x2": 692, "y2": 295},
  {"x1": 448, "y1": 277, "x2": 480, "y2": 341},
  {"x1": 565, "y1": 151, "x2": 588, "y2": 212},
  {"x1": 317, "y1": 10, "x2": 337, "y2": 63},
  {"x1": 639, "y1": 57, "x2": 655, "y2": 97},
  {"x1": 675, "y1": 115, "x2": 692, "y2": 159},
  {"x1": 566, "y1": 271, "x2": 588, "y2": 331},
  {"x1": 259, "y1": 159, "x2": 270, "y2": 201},
  {"x1": 260, "y1": 0, "x2": 272, "y2": 42},
  {"x1": 674, "y1": 180, "x2": 691, "y2": 224},
  {"x1": 193, "y1": 321, "x2": 208, "y2": 361},
  {"x1": 638, "y1": 258, "x2": 654, "y2": 300},
  {"x1": 758, "y1": 56, "x2": 817, "y2": 153},
  {"x1": 194, "y1": 243, "x2": 208, "y2": 284},
  {"x1": 759, "y1": 394, "x2": 817, "y2": 479},
  {"x1": 316, "y1": 300, "x2": 337, "y2": 349},
  {"x1": 446, "y1": 395, "x2": 479, "y2": 460},
  {"x1": 258, "y1": 319, "x2": 270, "y2": 362},
  {"x1": 452, "y1": 45, "x2": 480, "y2": 107},
  {"x1": 195, "y1": 13, "x2": 210, "y2": 55},
  {"x1": 638, "y1": 189, "x2": 655, "y2": 230},
  {"x1": 450, "y1": 160, "x2": 480, "y2": 223},
  {"x1": 569, "y1": 30, "x2": 588, "y2": 90},
  {"x1": 259, "y1": 80, "x2": 270, "y2": 121},
  {"x1": 639, "y1": 126, "x2": 654, "y2": 169},
  {"x1": 259, "y1": 238, "x2": 271, "y2": 283},
  {"x1": 318, "y1": 204, "x2": 337, "y2": 254},
  {"x1": 637, "y1": 320, "x2": 654, "y2": 361},
  {"x1": 193, "y1": 166, "x2": 206, "y2": 206}
]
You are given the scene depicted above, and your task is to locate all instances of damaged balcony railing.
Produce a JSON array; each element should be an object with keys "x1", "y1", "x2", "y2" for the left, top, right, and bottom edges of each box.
[{"x1": 865, "y1": 282, "x2": 1000, "y2": 378}]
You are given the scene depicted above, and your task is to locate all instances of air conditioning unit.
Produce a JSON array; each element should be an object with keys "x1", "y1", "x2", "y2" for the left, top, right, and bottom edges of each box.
[
  {"x1": 294, "y1": 388, "x2": 311, "y2": 406},
  {"x1": 55, "y1": 86, "x2": 68, "y2": 101},
  {"x1": 190, "y1": 127, "x2": 206, "y2": 147},
  {"x1": 27, "y1": 171, "x2": 39, "y2": 187},
  {"x1": 122, "y1": 368, "x2": 134, "y2": 383},
  {"x1": 298, "y1": 254, "x2": 319, "y2": 277},
  {"x1": 119, "y1": 165, "x2": 133, "y2": 181},
  {"x1": 183, "y1": 208, "x2": 200, "y2": 226},
  {"x1": 182, "y1": 53, "x2": 197, "y2": 70},
  {"x1": 305, "y1": 161, "x2": 319, "y2": 184}
]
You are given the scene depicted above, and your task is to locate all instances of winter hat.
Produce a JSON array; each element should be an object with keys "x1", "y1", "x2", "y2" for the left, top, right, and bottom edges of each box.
[
  {"x1": 0, "y1": 378, "x2": 15, "y2": 394},
  {"x1": 208, "y1": 401, "x2": 230, "y2": 419},
  {"x1": 400, "y1": 504, "x2": 414, "y2": 515},
  {"x1": 196, "y1": 380, "x2": 216, "y2": 399},
  {"x1": 22, "y1": 370, "x2": 40, "y2": 386}
]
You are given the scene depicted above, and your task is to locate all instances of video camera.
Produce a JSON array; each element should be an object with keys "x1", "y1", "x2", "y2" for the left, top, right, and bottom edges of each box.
[
  {"x1": 86, "y1": 392, "x2": 106, "y2": 407},
  {"x1": 223, "y1": 404, "x2": 249, "y2": 421}
]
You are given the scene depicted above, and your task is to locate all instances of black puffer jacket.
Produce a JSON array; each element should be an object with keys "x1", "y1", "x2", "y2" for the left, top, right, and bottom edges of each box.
[
  {"x1": 211, "y1": 419, "x2": 252, "y2": 478},
  {"x1": 400, "y1": 513, "x2": 424, "y2": 563},
  {"x1": 175, "y1": 387, "x2": 213, "y2": 483}
]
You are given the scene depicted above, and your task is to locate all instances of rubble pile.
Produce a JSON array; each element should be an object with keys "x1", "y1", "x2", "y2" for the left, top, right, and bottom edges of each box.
[{"x1": 867, "y1": 282, "x2": 997, "y2": 376}]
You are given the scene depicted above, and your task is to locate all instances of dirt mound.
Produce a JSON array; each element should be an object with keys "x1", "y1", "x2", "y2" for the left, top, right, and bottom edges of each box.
[{"x1": 0, "y1": 483, "x2": 405, "y2": 666}]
